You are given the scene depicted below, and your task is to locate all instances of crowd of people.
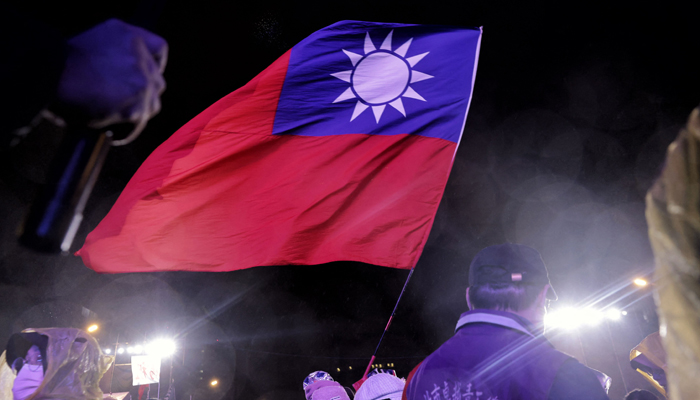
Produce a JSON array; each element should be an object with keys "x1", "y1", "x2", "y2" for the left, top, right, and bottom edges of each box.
[
  {"x1": 0, "y1": 243, "x2": 670, "y2": 400},
  {"x1": 301, "y1": 244, "x2": 669, "y2": 400},
  {"x1": 1, "y1": 6, "x2": 694, "y2": 400}
]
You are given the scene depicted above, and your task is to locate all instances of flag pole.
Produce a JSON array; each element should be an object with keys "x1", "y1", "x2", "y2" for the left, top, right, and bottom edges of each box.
[
  {"x1": 109, "y1": 333, "x2": 119, "y2": 396},
  {"x1": 354, "y1": 267, "x2": 416, "y2": 390}
]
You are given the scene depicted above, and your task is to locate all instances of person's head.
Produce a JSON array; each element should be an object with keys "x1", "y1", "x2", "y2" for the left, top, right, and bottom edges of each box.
[
  {"x1": 25, "y1": 345, "x2": 41, "y2": 365},
  {"x1": 623, "y1": 389, "x2": 659, "y2": 400},
  {"x1": 466, "y1": 243, "x2": 557, "y2": 330},
  {"x1": 354, "y1": 372, "x2": 405, "y2": 400},
  {"x1": 303, "y1": 371, "x2": 350, "y2": 400}
]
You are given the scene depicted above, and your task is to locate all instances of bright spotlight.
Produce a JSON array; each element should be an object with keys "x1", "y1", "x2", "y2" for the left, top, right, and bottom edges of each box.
[
  {"x1": 127, "y1": 347, "x2": 134, "y2": 354},
  {"x1": 104, "y1": 348, "x2": 112, "y2": 354},
  {"x1": 87, "y1": 324, "x2": 99, "y2": 333},
  {"x1": 145, "y1": 339, "x2": 176, "y2": 357},
  {"x1": 545, "y1": 307, "x2": 582, "y2": 330},
  {"x1": 117, "y1": 348, "x2": 124, "y2": 354},
  {"x1": 634, "y1": 278, "x2": 648, "y2": 287},
  {"x1": 545, "y1": 307, "x2": 607, "y2": 330},
  {"x1": 580, "y1": 308, "x2": 604, "y2": 327},
  {"x1": 133, "y1": 345, "x2": 143, "y2": 354},
  {"x1": 210, "y1": 380, "x2": 218, "y2": 387},
  {"x1": 621, "y1": 311, "x2": 628, "y2": 316},
  {"x1": 605, "y1": 308, "x2": 622, "y2": 321}
]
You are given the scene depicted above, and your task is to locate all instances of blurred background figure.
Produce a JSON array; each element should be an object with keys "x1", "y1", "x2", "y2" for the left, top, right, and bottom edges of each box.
[
  {"x1": 12, "y1": 345, "x2": 43, "y2": 400},
  {"x1": 630, "y1": 332, "x2": 667, "y2": 398},
  {"x1": 1, "y1": 12, "x2": 168, "y2": 147},
  {"x1": 646, "y1": 106, "x2": 700, "y2": 400},
  {"x1": 1, "y1": 11, "x2": 168, "y2": 253},
  {"x1": 624, "y1": 389, "x2": 661, "y2": 400},
  {"x1": 303, "y1": 370, "x2": 352, "y2": 400},
  {"x1": 355, "y1": 369, "x2": 404, "y2": 400},
  {"x1": 10, "y1": 343, "x2": 44, "y2": 400},
  {"x1": 2, "y1": 331, "x2": 49, "y2": 400},
  {"x1": 53, "y1": 18, "x2": 168, "y2": 145},
  {"x1": 0, "y1": 328, "x2": 113, "y2": 400}
]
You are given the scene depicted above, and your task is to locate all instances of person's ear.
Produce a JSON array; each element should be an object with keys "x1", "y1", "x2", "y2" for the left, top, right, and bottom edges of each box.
[{"x1": 466, "y1": 287, "x2": 473, "y2": 310}]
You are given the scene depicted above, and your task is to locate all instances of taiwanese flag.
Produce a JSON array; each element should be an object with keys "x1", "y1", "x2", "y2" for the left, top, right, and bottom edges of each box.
[{"x1": 78, "y1": 21, "x2": 482, "y2": 273}]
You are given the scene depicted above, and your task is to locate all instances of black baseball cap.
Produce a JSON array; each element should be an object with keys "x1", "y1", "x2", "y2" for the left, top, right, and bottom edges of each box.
[{"x1": 468, "y1": 243, "x2": 557, "y2": 300}]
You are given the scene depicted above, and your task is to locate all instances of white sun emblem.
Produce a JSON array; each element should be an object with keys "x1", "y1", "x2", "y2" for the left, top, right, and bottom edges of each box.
[{"x1": 331, "y1": 30, "x2": 433, "y2": 123}]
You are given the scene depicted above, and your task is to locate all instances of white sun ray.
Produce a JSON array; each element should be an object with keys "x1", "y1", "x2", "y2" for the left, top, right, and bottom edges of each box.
[
  {"x1": 333, "y1": 87, "x2": 356, "y2": 103},
  {"x1": 331, "y1": 70, "x2": 352, "y2": 83},
  {"x1": 389, "y1": 98, "x2": 406, "y2": 116},
  {"x1": 372, "y1": 105, "x2": 386, "y2": 122},
  {"x1": 343, "y1": 50, "x2": 363, "y2": 67},
  {"x1": 331, "y1": 70, "x2": 353, "y2": 83},
  {"x1": 351, "y1": 102, "x2": 369, "y2": 121},
  {"x1": 380, "y1": 30, "x2": 393, "y2": 50},
  {"x1": 402, "y1": 86, "x2": 426, "y2": 101},
  {"x1": 364, "y1": 32, "x2": 376, "y2": 54},
  {"x1": 410, "y1": 71, "x2": 433, "y2": 84},
  {"x1": 394, "y1": 38, "x2": 413, "y2": 58},
  {"x1": 406, "y1": 51, "x2": 429, "y2": 67}
]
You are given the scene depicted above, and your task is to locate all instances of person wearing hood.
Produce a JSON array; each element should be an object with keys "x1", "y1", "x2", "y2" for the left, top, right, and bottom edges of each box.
[
  {"x1": 355, "y1": 369, "x2": 404, "y2": 400},
  {"x1": 303, "y1": 370, "x2": 352, "y2": 400},
  {"x1": 1, "y1": 328, "x2": 113, "y2": 400}
]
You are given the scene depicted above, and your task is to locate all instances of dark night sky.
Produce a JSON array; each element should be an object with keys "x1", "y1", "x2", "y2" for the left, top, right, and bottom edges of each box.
[{"x1": 1, "y1": 0, "x2": 698, "y2": 399}]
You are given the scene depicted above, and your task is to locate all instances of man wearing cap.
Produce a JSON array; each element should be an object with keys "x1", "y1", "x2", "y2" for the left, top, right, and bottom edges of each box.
[{"x1": 404, "y1": 243, "x2": 609, "y2": 400}]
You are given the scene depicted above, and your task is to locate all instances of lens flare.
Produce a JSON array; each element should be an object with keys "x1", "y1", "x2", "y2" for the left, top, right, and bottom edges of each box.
[
  {"x1": 145, "y1": 339, "x2": 176, "y2": 357},
  {"x1": 545, "y1": 306, "x2": 625, "y2": 330},
  {"x1": 633, "y1": 278, "x2": 648, "y2": 287}
]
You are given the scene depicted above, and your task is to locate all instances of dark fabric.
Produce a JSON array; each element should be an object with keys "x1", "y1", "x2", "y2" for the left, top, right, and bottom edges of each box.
[
  {"x1": 405, "y1": 310, "x2": 604, "y2": 400},
  {"x1": 0, "y1": 5, "x2": 66, "y2": 147},
  {"x1": 547, "y1": 359, "x2": 610, "y2": 400}
]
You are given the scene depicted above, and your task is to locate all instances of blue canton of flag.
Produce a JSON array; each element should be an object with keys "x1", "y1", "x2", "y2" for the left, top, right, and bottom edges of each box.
[{"x1": 272, "y1": 21, "x2": 481, "y2": 143}]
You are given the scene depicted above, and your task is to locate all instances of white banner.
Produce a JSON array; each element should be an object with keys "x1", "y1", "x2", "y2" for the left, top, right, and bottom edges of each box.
[{"x1": 131, "y1": 355, "x2": 161, "y2": 385}]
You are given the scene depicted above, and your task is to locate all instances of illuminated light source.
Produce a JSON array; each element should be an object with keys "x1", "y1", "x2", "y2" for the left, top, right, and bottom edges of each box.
[
  {"x1": 605, "y1": 308, "x2": 622, "y2": 321},
  {"x1": 349, "y1": 366, "x2": 352, "y2": 370},
  {"x1": 210, "y1": 380, "x2": 218, "y2": 387},
  {"x1": 545, "y1": 307, "x2": 607, "y2": 330},
  {"x1": 104, "y1": 348, "x2": 112, "y2": 354},
  {"x1": 127, "y1": 347, "x2": 134, "y2": 354},
  {"x1": 621, "y1": 311, "x2": 628, "y2": 316},
  {"x1": 634, "y1": 278, "x2": 648, "y2": 287},
  {"x1": 337, "y1": 368, "x2": 340, "y2": 372},
  {"x1": 145, "y1": 339, "x2": 176, "y2": 357},
  {"x1": 133, "y1": 345, "x2": 143, "y2": 354},
  {"x1": 87, "y1": 324, "x2": 99, "y2": 333},
  {"x1": 117, "y1": 348, "x2": 124, "y2": 354}
]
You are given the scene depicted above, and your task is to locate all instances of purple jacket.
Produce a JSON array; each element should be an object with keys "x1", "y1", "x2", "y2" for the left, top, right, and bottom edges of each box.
[{"x1": 405, "y1": 310, "x2": 575, "y2": 400}]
